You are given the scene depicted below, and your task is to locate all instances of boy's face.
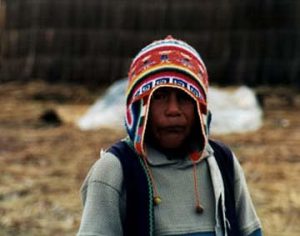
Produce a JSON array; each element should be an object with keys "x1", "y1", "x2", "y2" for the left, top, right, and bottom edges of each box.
[{"x1": 147, "y1": 87, "x2": 196, "y2": 151}]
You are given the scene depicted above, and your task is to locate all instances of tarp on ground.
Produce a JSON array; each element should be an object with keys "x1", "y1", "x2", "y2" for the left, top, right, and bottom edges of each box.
[{"x1": 77, "y1": 78, "x2": 263, "y2": 135}]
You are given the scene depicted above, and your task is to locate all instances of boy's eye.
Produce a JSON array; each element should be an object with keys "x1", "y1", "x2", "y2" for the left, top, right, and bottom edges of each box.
[
  {"x1": 152, "y1": 88, "x2": 194, "y2": 104},
  {"x1": 152, "y1": 90, "x2": 168, "y2": 100},
  {"x1": 177, "y1": 91, "x2": 192, "y2": 102}
]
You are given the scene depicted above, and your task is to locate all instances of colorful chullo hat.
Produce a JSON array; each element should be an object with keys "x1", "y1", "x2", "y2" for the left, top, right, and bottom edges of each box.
[{"x1": 125, "y1": 36, "x2": 209, "y2": 157}]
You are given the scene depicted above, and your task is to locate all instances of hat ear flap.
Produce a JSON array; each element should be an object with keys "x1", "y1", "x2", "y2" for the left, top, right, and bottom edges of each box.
[
  {"x1": 125, "y1": 95, "x2": 152, "y2": 156},
  {"x1": 125, "y1": 100, "x2": 142, "y2": 142}
]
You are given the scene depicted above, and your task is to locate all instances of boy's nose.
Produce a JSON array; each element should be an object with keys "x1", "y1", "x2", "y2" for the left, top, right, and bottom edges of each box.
[{"x1": 165, "y1": 93, "x2": 181, "y2": 116}]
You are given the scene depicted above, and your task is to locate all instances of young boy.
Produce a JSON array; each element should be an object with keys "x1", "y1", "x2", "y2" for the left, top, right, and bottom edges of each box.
[{"x1": 77, "y1": 36, "x2": 262, "y2": 236}]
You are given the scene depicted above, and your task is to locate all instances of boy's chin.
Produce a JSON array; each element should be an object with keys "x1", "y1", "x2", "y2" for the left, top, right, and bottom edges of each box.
[
  {"x1": 157, "y1": 137, "x2": 187, "y2": 151},
  {"x1": 145, "y1": 129, "x2": 193, "y2": 153}
]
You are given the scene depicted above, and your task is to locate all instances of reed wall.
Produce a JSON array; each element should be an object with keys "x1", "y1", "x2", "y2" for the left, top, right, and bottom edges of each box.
[{"x1": 1, "y1": 0, "x2": 300, "y2": 87}]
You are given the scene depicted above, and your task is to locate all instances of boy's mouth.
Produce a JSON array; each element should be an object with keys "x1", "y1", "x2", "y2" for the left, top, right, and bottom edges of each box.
[{"x1": 161, "y1": 125, "x2": 186, "y2": 133}]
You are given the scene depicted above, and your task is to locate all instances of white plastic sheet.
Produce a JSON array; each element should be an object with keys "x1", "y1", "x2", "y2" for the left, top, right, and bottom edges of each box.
[
  {"x1": 77, "y1": 79, "x2": 263, "y2": 135},
  {"x1": 208, "y1": 86, "x2": 263, "y2": 134},
  {"x1": 77, "y1": 79, "x2": 126, "y2": 130}
]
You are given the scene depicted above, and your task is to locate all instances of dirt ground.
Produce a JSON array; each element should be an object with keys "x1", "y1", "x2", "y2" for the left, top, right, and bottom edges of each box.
[{"x1": 0, "y1": 81, "x2": 299, "y2": 236}]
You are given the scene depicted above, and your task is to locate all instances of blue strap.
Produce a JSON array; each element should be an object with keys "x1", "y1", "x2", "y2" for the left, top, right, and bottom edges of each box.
[
  {"x1": 209, "y1": 139, "x2": 241, "y2": 236},
  {"x1": 107, "y1": 141, "x2": 153, "y2": 236}
]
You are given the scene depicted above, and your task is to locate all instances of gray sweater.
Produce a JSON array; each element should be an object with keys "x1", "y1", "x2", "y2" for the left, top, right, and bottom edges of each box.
[{"x1": 77, "y1": 144, "x2": 261, "y2": 236}]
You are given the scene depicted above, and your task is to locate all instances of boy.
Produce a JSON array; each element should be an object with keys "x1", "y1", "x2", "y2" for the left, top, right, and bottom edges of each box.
[{"x1": 77, "y1": 36, "x2": 262, "y2": 236}]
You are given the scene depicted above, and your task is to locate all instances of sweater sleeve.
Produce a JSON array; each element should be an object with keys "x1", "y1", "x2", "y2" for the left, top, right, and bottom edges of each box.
[
  {"x1": 77, "y1": 151, "x2": 125, "y2": 236},
  {"x1": 232, "y1": 153, "x2": 263, "y2": 236}
]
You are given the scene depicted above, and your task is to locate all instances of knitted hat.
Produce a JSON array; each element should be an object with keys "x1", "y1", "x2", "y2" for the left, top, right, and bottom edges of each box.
[{"x1": 125, "y1": 36, "x2": 209, "y2": 156}]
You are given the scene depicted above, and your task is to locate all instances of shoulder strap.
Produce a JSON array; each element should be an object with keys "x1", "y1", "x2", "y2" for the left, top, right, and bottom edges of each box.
[
  {"x1": 107, "y1": 141, "x2": 153, "y2": 236},
  {"x1": 209, "y1": 139, "x2": 241, "y2": 236}
]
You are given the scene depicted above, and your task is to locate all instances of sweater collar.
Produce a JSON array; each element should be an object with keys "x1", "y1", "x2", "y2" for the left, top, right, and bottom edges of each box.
[{"x1": 145, "y1": 142, "x2": 214, "y2": 167}]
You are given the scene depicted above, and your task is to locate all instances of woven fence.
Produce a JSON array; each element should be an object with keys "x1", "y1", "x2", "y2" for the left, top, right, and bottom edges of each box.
[{"x1": 1, "y1": 0, "x2": 300, "y2": 87}]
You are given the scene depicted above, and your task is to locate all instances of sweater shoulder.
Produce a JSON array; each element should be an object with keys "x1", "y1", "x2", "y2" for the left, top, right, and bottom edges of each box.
[
  {"x1": 89, "y1": 151, "x2": 123, "y2": 183},
  {"x1": 80, "y1": 151, "x2": 123, "y2": 204}
]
